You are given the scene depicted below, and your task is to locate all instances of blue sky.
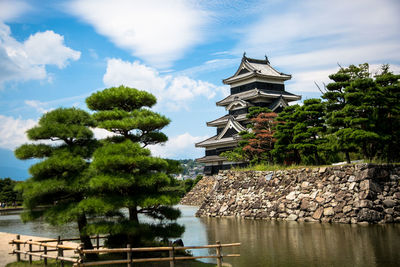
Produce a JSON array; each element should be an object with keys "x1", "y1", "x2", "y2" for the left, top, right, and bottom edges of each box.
[{"x1": 0, "y1": 0, "x2": 399, "y2": 179}]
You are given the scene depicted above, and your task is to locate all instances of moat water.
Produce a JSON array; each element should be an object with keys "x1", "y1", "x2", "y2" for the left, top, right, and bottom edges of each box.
[{"x1": 1, "y1": 205, "x2": 399, "y2": 267}]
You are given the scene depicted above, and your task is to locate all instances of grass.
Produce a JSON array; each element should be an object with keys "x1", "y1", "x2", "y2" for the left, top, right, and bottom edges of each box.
[
  {"x1": 229, "y1": 159, "x2": 400, "y2": 172},
  {"x1": 231, "y1": 163, "x2": 319, "y2": 172}
]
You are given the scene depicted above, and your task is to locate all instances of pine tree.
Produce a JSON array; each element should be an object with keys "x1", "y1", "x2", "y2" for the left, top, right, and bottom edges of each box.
[
  {"x1": 374, "y1": 65, "x2": 400, "y2": 161},
  {"x1": 84, "y1": 85, "x2": 183, "y2": 247},
  {"x1": 323, "y1": 64, "x2": 370, "y2": 163},
  {"x1": 272, "y1": 105, "x2": 301, "y2": 164},
  {"x1": 292, "y1": 99, "x2": 327, "y2": 165},
  {"x1": 14, "y1": 108, "x2": 97, "y2": 250}
]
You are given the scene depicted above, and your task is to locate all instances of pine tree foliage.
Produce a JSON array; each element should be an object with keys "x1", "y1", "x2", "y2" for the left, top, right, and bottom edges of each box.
[
  {"x1": 292, "y1": 99, "x2": 327, "y2": 165},
  {"x1": 322, "y1": 63, "x2": 400, "y2": 161},
  {"x1": 14, "y1": 108, "x2": 97, "y2": 250},
  {"x1": 322, "y1": 64, "x2": 369, "y2": 163},
  {"x1": 374, "y1": 65, "x2": 400, "y2": 161},
  {"x1": 85, "y1": 86, "x2": 183, "y2": 247},
  {"x1": 86, "y1": 85, "x2": 170, "y2": 147},
  {"x1": 272, "y1": 105, "x2": 301, "y2": 164}
]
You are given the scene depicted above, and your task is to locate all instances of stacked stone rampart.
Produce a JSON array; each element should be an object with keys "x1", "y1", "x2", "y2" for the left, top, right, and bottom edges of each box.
[
  {"x1": 195, "y1": 164, "x2": 400, "y2": 224},
  {"x1": 179, "y1": 175, "x2": 217, "y2": 206}
]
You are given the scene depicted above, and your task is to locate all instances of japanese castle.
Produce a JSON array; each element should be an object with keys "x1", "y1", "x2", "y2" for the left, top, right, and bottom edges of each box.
[{"x1": 196, "y1": 54, "x2": 301, "y2": 175}]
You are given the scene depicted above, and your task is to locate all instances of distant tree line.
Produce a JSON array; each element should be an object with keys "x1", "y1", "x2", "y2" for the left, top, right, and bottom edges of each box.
[
  {"x1": 0, "y1": 178, "x2": 22, "y2": 205},
  {"x1": 177, "y1": 159, "x2": 204, "y2": 175},
  {"x1": 222, "y1": 64, "x2": 400, "y2": 165}
]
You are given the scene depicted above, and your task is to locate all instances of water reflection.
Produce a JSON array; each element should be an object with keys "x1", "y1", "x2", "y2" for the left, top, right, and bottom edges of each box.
[
  {"x1": 0, "y1": 210, "x2": 78, "y2": 238},
  {"x1": 201, "y1": 217, "x2": 400, "y2": 267},
  {"x1": 1, "y1": 206, "x2": 399, "y2": 267}
]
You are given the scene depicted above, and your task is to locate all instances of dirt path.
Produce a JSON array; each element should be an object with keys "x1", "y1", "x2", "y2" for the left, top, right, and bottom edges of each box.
[{"x1": 0, "y1": 232, "x2": 79, "y2": 267}]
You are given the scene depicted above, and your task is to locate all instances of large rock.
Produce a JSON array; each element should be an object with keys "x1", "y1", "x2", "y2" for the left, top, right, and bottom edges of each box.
[
  {"x1": 286, "y1": 191, "x2": 296, "y2": 200},
  {"x1": 357, "y1": 208, "x2": 382, "y2": 222},
  {"x1": 287, "y1": 214, "x2": 298, "y2": 221},
  {"x1": 323, "y1": 207, "x2": 335, "y2": 216},
  {"x1": 383, "y1": 199, "x2": 396, "y2": 208},
  {"x1": 312, "y1": 207, "x2": 324, "y2": 220}
]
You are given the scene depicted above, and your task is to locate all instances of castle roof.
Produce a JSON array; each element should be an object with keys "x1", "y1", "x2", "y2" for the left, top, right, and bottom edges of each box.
[
  {"x1": 223, "y1": 55, "x2": 291, "y2": 85},
  {"x1": 196, "y1": 117, "x2": 245, "y2": 148},
  {"x1": 216, "y1": 88, "x2": 301, "y2": 107},
  {"x1": 206, "y1": 113, "x2": 248, "y2": 127}
]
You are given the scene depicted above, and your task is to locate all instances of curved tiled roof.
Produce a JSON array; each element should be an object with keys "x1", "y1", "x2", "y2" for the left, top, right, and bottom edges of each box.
[
  {"x1": 223, "y1": 55, "x2": 291, "y2": 84},
  {"x1": 216, "y1": 88, "x2": 301, "y2": 106}
]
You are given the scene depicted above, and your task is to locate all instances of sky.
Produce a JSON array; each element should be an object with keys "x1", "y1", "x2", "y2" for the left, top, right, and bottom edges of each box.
[{"x1": 0, "y1": 0, "x2": 399, "y2": 179}]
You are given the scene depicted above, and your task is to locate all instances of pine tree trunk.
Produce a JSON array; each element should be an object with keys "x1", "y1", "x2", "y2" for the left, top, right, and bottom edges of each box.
[
  {"x1": 77, "y1": 214, "x2": 97, "y2": 260},
  {"x1": 345, "y1": 151, "x2": 351, "y2": 164},
  {"x1": 129, "y1": 206, "x2": 139, "y2": 223},
  {"x1": 128, "y1": 206, "x2": 140, "y2": 247},
  {"x1": 314, "y1": 150, "x2": 320, "y2": 165}
]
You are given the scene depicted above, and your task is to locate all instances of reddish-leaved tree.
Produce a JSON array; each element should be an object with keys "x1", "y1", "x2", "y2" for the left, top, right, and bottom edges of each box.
[{"x1": 243, "y1": 112, "x2": 278, "y2": 163}]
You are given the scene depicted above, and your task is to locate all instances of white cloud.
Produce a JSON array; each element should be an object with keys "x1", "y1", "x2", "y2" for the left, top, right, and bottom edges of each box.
[
  {"x1": 0, "y1": 115, "x2": 37, "y2": 150},
  {"x1": 148, "y1": 132, "x2": 208, "y2": 159},
  {"x1": 236, "y1": 0, "x2": 400, "y2": 95},
  {"x1": 91, "y1": 127, "x2": 116, "y2": 140},
  {"x1": 67, "y1": 0, "x2": 208, "y2": 67},
  {"x1": 24, "y1": 100, "x2": 51, "y2": 114},
  {"x1": 240, "y1": 0, "x2": 400, "y2": 63},
  {"x1": 103, "y1": 58, "x2": 228, "y2": 110},
  {"x1": 0, "y1": 23, "x2": 81, "y2": 86},
  {"x1": 0, "y1": 0, "x2": 31, "y2": 22}
]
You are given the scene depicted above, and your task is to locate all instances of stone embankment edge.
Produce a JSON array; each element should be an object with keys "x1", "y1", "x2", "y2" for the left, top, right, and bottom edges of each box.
[{"x1": 188, "y1": 164, "x2": 400, "y2": 224}]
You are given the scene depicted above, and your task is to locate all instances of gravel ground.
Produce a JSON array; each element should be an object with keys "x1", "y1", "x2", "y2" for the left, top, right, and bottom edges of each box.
[{"x1": 0, "y1": 232, "x2": 79, "y2": 267}]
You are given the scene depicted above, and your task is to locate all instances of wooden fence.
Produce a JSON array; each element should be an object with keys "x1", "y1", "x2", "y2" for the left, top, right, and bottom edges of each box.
[{"x1": 10, "y1": 235, "x2": 240, "y2": 267}]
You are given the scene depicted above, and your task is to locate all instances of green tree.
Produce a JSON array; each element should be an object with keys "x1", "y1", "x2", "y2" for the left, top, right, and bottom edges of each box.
[
  {"x1": 292, "y1": 99, "x2": 327, "y2": 165},
  {"x1": 323, "y1": 63, "x2": 370, "y2": 163},
  {"x1": 84, "y1": 86, "x2": 183, "y2": 247},
  {"x1": 0, "y1": 178, "x2": 22, "y2": 205},
  {"x1": 14, "y1": 108, "x2": 97, "y2": 250},
  {"x1": 272, "y1": 105, "x2": 301, "y2": 164},
  {"x1": 373, "y1": 65, "x2": 400, "y2": 161}
]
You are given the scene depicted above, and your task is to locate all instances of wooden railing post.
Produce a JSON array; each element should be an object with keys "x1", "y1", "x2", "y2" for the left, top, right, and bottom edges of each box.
[
  {"x1": 77, "y1": 243, "x2": 84, "y2": 265},
  {"x1": 169, "y1": 241, "x2": 175, "y2": 267},
  {"x1": 28, "y1": 239, "x2": 33, "y2": 264},
  {"x1": 96, "y1": 234, "x2": 100, "y2": 250},
  {"x1": 58, "y1": 236, "x2": 64, "y2": 267},
  {"x1": 15, "y1": 235, "x2": 20, "y2": 262},
  {"x1": 44, "y1": 246, "x2": 48, "y2": 265},
  {"x1": 216, "y1": 241, "x2": 222, "y2": 267},
  {"x1": 127, "y1": 244, "x2": 132, "y2": 267}
]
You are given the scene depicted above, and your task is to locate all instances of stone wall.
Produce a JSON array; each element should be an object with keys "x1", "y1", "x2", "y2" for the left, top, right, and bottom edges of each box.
[
  {"x1": 179, "y1": 175, "x2": 216, "y2": 206},
  {"x1": 195, "y1": 164, "x2": 400, "y2": 224}
]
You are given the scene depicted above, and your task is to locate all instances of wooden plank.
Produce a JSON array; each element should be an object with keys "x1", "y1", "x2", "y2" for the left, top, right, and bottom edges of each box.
[
  {"x1": 11, "y1": 239, "x2": 77, "y2": 250},
  {"x1": 13, "y1": 249, "x2": 79, "y2": 263},
  {"x1": 81, "y1": 243, "x2": 241, "y2": 254},
  {"x1": 216, "y1": 241, "x2": 222, "y2": 267},
  {"x1": 127, "y1": 244, "x2": 131, "y2": 267},
  {"x1": 28, "y1": 240, "x2": 32, "y2": 264},
  {"x1": 33, "y1": 235, "x2": 107, "y2": 243},
  {"x1": 15, "y1": 235, "x2": 20, "y2": 262}
]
